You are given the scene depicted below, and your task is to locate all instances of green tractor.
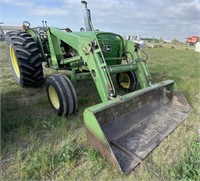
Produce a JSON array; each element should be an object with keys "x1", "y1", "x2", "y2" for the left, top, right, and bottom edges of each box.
[{"x1": 6, "y1": 1, "x2": 191, "y2": 174}]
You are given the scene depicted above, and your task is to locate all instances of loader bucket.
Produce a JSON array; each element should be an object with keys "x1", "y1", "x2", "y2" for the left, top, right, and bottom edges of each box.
[{"x1": 83, "y1": 80, "x2": 192, "y2": 174}]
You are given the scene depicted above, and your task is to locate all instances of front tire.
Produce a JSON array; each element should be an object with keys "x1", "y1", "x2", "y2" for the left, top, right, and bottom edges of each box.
[
  {"x1": 46, "y1": 74, "x2": 78, "y2": 116},
  {"x1": 6, "y1": 31, "x2": 43, "y2": 87},
  {"x1": 116, "y1": 71, "x2": 139, "y2": 92}
]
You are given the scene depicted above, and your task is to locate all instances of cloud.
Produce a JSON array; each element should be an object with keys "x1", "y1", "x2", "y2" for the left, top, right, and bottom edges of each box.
[
  {"x1": 0, "y1": 0, "x2": 33, "y2": 7},
  {"x1": 0, "y1": 0, "x2": 68, "y2": 17},
  {"x1": 158, "y1": 0, "x2": 200, "y2": 39},
  {"x1": 62, "y1": 0, "x2": 200, "y2": 40},
  {"x1": 167, "y1": 0, "x2": 200, "y2": 23},
  {"x1": 1, "y1": 0, "x2": 199, "y2": 40},
  {"x1": 28, "y1": 6, "x2": 68, "y2": 16}
]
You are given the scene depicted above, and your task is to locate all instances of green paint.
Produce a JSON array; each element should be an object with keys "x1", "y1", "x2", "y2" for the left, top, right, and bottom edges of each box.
[
  {"x1": 83, "y1": 80, "x2": 176, "y2": 142},
  {"x1": 26, "y1": 25, "x2": 153, "y2": 103},
  {"x1": 25, "y1": 23, "x2": 178, "y2": 147},
  {"x1": 83, "y1": 109, "x2": 108, "y2": 144}
]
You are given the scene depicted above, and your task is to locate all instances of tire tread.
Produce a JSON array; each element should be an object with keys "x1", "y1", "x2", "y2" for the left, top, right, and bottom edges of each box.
[{"x1": 6, "y1": 31, "x2": 43, "y2": 87}]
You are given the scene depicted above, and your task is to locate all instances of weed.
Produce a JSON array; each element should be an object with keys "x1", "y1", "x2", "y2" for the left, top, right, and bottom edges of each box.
[
  {"x1": 41, "y1": 117, "x2": 58, "y2": 129},
  {"x1": 57, "y1": 142, "x2": 83, "y2": 169},
  {"x1": 21, "y1": 146, "x2": 54, "y2": 180},
  {"x1": 84, "y1": 147, "x2": 107, "y2": 175},
  {"x1": 166, "y1": 138, "x2": 200, "y2": 180}
]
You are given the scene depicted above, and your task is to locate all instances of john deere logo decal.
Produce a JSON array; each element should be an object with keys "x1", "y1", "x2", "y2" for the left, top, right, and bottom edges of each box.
[{"x1": 104, "y1": 45, "x2": 112, "y2": 52}]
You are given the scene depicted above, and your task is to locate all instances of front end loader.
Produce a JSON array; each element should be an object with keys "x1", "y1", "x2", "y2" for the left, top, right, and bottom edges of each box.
[{"x1": 5, "y1": 1, "x2": 191, "y2": 174}]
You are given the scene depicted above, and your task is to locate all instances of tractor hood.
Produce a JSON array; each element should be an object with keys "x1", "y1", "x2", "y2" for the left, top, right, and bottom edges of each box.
[{"x1": 73, "y1": 31, "x2": 124, "y2": 65}]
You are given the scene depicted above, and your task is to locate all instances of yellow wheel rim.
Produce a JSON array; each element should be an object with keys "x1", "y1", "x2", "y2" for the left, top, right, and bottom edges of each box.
[
  {"x1": 9, "y1": 45, "x2": 20, "y2": 78},
  {"x1": 49, "y1": 85, "x2": 60, "y2": 109},
  {"x1": 119, "y1": 73, "x2": 131, "y2": 89}
]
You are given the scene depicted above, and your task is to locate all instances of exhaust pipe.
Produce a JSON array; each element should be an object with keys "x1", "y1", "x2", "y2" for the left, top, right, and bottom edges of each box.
[{"x1": 81, "y1": 1, "x2": 92, "y2": 31}]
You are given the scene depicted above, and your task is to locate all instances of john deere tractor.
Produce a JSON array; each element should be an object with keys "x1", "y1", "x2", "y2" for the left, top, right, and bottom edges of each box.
[{"x1": 6, "y1": 1, "x2": 191, "y2": 174}]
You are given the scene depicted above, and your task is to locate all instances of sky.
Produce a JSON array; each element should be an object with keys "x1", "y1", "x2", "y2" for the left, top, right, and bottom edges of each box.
[{"x1": 0, "y1": 0, "x2": 199, "y2": 41}]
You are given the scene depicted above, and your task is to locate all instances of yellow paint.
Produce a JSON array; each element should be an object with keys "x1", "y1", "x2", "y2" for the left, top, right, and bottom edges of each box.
[
  {"x1": 49, "y1": 85, "x2": 60, "y2": 109},
  {"x1": 119, "y1": 73, "x2": 131, "y2": 89},
  {"x1": 9, "y1": 45, "x2": 20, "y2": 78}
]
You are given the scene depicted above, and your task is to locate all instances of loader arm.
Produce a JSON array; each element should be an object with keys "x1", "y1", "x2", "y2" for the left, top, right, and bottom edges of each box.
[
  {"x1": 123, "y1": 40, "x2": 151, "y2": 88},
  {"x1": 47, "y1": 27, "x2": 116, "y2": 102},
  {"x1": 47, "y1": 27, "x2": 153, "y2": 102}
]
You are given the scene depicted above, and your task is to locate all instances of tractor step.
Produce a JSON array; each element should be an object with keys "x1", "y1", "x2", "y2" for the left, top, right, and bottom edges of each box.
[{"x1": 84, "y1": 80, "x2": 192, "y2": 174}]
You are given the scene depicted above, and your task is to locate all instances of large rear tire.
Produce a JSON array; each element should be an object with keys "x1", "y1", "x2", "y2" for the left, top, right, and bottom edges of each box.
[
  {"x1": 46, "y1": 74, "x2": 78, "y2": 116},
  {"x1": 6, "y1": 31, "x2": 43, "y2": 87}
]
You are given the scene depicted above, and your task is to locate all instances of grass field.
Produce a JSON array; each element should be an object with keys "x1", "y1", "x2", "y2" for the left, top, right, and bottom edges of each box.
[{"x1": 1, "y1": 40, "x2": 200, "y2": 181}]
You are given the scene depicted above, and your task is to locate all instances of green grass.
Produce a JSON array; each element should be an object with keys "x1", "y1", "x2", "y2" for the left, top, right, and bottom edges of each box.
[
  {"x1": 166, "y1": 137, "x2": 200, "y2": 180},
  {"x1": 1, "y1": 41, "x2": 200, "y2": 180}
]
